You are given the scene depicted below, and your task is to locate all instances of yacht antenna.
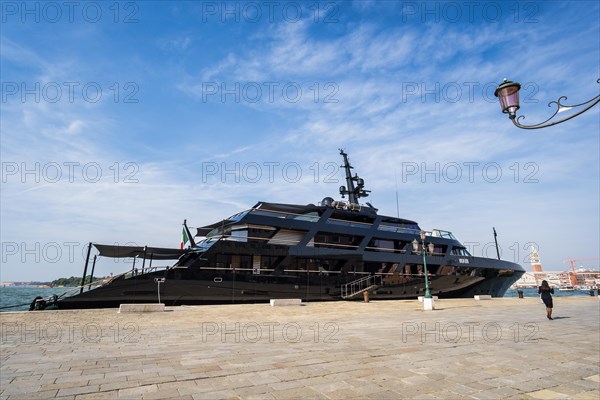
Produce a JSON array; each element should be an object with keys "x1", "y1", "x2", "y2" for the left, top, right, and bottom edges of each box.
[
  {"x1": 338, "y1": 149, "x2": 370, "y2": 204},
  {"x1": 493, "y1": 227, "x2": 500, "y2": 260},
  {"x1": 395, "y1": 168, "x2": 400, "y2": 218}
]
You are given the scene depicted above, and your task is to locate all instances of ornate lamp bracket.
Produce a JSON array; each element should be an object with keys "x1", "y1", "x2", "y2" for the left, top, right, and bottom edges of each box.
[{"x1": 496, "y1": 79, "x2": 600, "y2": 130}]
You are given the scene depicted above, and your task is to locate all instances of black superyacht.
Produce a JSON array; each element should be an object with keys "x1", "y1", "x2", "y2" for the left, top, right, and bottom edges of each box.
[{"x1": 35, "y1": 150, "x2": 525, "y2": 309}]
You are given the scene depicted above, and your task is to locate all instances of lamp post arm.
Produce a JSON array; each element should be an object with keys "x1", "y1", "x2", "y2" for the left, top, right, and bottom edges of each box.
[
  {"x1": 512, "y1": 94, "x2": 600, "y2": 129},
  {"x1": 511, "y1": 79, "x2": 600, "y2": 129}
]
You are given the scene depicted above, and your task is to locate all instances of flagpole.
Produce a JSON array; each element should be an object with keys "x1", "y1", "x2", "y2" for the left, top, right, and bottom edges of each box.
[{"x1": 183, "y1": 219, "x2": 196, "y2": 248}]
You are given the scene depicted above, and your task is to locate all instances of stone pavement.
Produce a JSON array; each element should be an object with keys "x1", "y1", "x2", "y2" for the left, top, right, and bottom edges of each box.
[{"x1": 1, "y1": 297, "x2": 599, "y2": 399}]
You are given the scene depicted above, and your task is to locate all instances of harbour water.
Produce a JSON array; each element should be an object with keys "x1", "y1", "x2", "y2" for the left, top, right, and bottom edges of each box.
[
  {"x1": 0, "y1": 286, "x2": 596, "y2": 312},
  {"x1": 0, "y1": 286, "x2": 77, "y2": 312}
]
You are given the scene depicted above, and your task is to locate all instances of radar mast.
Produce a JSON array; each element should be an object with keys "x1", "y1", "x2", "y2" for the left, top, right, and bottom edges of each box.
[{"x1": 338, "y1": 149, "x2": 370, "y2": 205}]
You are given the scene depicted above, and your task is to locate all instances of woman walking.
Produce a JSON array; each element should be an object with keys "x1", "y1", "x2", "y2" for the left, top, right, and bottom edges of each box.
[{"x1": 538, "y1": 280, "x2": 554, "y2": 320}]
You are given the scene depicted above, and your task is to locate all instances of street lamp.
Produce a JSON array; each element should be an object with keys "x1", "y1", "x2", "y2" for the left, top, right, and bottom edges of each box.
[
  {"x1": 494, "y1": 78, "x2": 600, "y2": 129},
  {"x1": 412, "y1": 231, "x2": 435, "y2": 310}
]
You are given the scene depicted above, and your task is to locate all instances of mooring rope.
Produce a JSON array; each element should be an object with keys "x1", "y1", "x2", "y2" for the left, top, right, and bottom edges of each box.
[{"x1": 0, "y1": 302, "x2": 32, "y2": 310}]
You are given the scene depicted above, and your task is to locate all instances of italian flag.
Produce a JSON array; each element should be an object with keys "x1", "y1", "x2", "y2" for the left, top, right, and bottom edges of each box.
[{"x1": 180, "y1": 227, "x2": 190, "y2": 249}]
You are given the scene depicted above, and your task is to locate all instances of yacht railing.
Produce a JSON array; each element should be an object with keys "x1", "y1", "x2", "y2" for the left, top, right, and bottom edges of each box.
[
  {"x1": 123, "y1": 266, "x2": 170, "y2": 279},
  {"x1": 341, "y1": 275, "x2": 383, "y2": 299}
]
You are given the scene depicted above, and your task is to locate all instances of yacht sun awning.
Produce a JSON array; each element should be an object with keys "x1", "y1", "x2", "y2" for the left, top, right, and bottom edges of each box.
[{"x1": 93, "y1": 244, "x2": 188, "y2": 260}]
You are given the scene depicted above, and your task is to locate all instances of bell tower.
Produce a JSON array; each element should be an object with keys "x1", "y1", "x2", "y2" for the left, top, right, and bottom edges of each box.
[
  {"x1": 530, "y1": 245, "x2": 545, "y2": 286},
  {"x1": 530, "y1": 246, "x2": 543, "y2": 273}
]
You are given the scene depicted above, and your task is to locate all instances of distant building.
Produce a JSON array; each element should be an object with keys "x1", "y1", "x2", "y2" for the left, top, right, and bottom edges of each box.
[
  {"x1": 530, "y1": 246, "x2": 543, "y2": 273},
  {"x1": 513, "y1": 272, "x2": 537, "y2": 288},
  {"x1": 529, "y1": 246, "x2": 547, "y2": 286},
  {"x1": 571, "y1": 269, "x2": 600, "y2": 287},
  {"x1": 511, "y1": 247, "x2": 600, "y2": 289},
  {"x1": 513, "y1": 271, "x2": 568, "y2": 288}
]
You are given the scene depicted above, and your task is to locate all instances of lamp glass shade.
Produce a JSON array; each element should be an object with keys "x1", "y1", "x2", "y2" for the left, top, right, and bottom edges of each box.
[
  {"x1": 412, "y1": 239, "x2": 419, "y2": 252},
  {"x1": 428, "y1": 243, "x2": 435, "y2": 254},
  {"x1": 419, "y1": 230, "x2": 426, "y2": 241},
  {"x1": 494, "y1": 80, "x2": 521, "y2": 115}
]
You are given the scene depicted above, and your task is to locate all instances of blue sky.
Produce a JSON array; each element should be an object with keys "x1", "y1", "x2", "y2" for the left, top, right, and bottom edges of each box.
[{"x1": 1, "y1": 1, "x2": 599, "y2": 282}]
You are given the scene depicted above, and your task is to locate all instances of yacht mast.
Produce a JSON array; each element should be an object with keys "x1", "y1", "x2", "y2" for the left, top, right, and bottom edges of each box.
[{"x1": 339, "y1": 149, "x2": 370, "y2": 205}]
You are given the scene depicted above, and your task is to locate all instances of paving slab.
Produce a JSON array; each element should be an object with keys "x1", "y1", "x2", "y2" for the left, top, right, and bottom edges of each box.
[{"x1": 1, "y1": 297, "x2": 599, "y2": 399}]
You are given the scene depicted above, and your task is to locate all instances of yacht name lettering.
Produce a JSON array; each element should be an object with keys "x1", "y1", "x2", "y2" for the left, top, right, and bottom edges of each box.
[
  {"x1": 200, "y1": 322, "x2": 339, "y2": 343},
  {"x1": 401, "y1": 161, "x2": 539, "y2": 183},
  {"x1": 201, "y1": 161, "x2": 339, "y2": 183},
  {"x1": 1, "y1": 162, "x2": 139, "y2": 183},
  {"x1": 401, "y1": 322, "x2": 539, "y2": 343}
]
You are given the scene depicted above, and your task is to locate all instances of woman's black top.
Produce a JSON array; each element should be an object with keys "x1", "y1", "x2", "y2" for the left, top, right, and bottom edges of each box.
[{"x1": 538, "y1": 286, "x2": 554, "y2": 307}]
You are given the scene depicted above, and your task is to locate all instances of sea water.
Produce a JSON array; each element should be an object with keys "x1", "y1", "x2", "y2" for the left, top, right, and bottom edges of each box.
[
  {"x1": 0, "y1": 286, "x2": 77, "y2": 312},
  {"x1": 1, "y1": 286, "x2": 595, "y2": 312}
]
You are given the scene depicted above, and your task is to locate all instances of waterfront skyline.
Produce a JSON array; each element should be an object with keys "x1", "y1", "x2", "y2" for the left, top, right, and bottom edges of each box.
[{"x1": 1, "y1": 1, "x2": 599, "y2": 281}]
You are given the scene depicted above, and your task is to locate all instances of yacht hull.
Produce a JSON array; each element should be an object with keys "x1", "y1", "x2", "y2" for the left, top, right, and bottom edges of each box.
[{"x1": 55, "y1": 264, "x2": 524, "y2": 309}]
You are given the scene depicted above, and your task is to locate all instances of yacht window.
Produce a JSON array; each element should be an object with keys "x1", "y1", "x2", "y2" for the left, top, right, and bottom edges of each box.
[
  {"x1": 268, "y1": 229, "x2": 306, "y2": 245},
  {"x1": 228, "y1": 211, "x2": 249, "y2": 222},
  {"x1": 252, "y1": 210, "x2": 287, "y2": 218},
  {"x1": 228, "y1": 230, "x2": 247, "y2": 242},
  {"x1": 326, "y1": 218, "x2": 371, "y2": 229},
  {"x1": 314, "y1": 232, "x2": 360, "y2": 248},
  {"x1": 294, "y1": 212, "x2": 320, "y2": 222},
  {"x1": 451, "y1": 247, "x2": 471, "y2": 256},
  {"x1": 206, "y1": 228, "x2": 221, "y2": 238},
  {"x1": 378, "y1": 221, "x2": 420, "y2": 234}
]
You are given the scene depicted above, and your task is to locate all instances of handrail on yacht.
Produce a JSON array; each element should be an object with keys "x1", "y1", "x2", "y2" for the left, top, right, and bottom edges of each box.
[
  {"x1": 341, "y1": 275, "x2": 383, "y2": 299},
  {"x1": 31, "y1": 272, "x2": 130, "y2": 308}
]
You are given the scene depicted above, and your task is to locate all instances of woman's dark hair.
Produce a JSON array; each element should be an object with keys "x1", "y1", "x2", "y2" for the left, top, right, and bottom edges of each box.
[{"x1": 541, "y1": 280, "x2": 550, "y2": 289}]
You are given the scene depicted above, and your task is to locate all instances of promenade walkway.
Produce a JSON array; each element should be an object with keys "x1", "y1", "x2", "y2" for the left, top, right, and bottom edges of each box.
[{"x1": 1, "y1": 297, "x2": 599, "y2": 399}]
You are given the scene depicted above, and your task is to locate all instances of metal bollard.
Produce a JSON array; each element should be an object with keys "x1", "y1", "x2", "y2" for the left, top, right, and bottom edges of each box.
[{"x1": 363, "y1": 291, "x2": 369, "y2": 303}]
